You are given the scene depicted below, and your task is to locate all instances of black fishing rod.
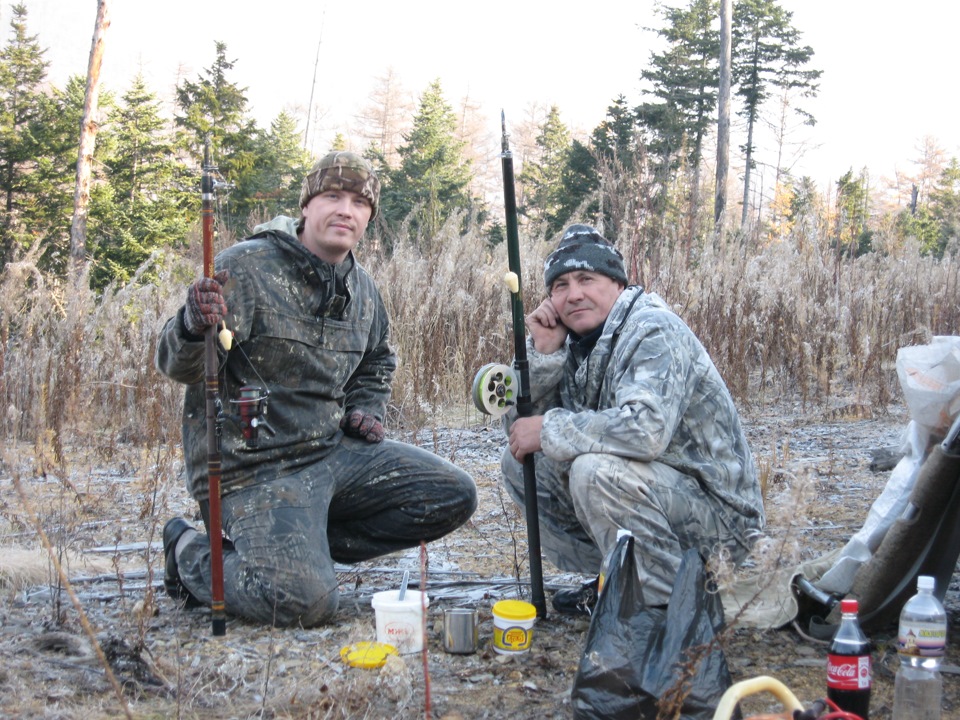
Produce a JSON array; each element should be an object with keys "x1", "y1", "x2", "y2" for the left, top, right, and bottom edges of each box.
[{"x1": 500, "y1": 112, "x2": 547, "y2": 618}]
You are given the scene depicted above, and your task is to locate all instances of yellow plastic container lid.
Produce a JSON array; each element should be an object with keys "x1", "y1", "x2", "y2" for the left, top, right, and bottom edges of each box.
[
  {"x1": 492, "y1": 599, "x2": 537, "y2": 621},
  {"x1": 340, "y1": 641, "x2": 398, "y2": 669}
]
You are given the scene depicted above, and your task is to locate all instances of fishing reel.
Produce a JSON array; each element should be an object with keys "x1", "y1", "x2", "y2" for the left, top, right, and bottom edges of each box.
[
  {"x1": 229, "y1": 385, "x2": 274, "y2": 448},
  {"x1": 471, "y1": 363, "x2": 518, "y2": 417}
]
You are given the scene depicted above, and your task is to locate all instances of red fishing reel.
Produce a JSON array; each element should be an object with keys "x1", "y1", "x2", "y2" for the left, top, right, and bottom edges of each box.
[{"x1": 231, "y1": 386, "x2": 272, "y2": 448}]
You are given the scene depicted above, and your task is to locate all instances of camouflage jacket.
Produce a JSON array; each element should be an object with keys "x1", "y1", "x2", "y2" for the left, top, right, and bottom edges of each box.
[
  {"x1": 155, "y1": 216, "x2": 396, "y2": 502},
  {"x1": 525, "y1": 285, "x2": 764, "y2": 538}
]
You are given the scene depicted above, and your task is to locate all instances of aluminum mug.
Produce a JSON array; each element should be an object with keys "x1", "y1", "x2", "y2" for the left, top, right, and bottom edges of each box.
[{"x1": 442, "y1": 607, "x2": 478, "y2": 654}]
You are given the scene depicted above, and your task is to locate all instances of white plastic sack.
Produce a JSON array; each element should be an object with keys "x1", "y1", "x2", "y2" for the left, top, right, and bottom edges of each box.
[
  {"x1": 722, "y1": 337, "x2": 960, "y2": 628},
  {"x1": 896, "y1": 335, "x2": 960, "y2": 433},
  {"x1": 817, "y1": 336, "x2": 960, "y2": 594}
]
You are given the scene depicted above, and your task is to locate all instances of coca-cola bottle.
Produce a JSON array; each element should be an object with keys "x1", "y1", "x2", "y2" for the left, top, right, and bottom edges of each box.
[{"x1": 826, "y1": 598, "x2": 871, "y2": 719}]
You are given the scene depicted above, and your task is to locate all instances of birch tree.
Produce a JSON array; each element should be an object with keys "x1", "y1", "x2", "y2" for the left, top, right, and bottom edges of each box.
[{"x1": 69, "y1": 0, "x2": 109, "y2": 279}]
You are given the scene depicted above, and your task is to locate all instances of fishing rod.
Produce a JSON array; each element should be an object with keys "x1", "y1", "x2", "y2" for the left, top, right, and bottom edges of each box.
[
  {"x1": 499, "y1": 111, "x2": 546, "y2": 618},
  {"x1": 201, "y1": 137, "x2": 227, "y2": 637}
]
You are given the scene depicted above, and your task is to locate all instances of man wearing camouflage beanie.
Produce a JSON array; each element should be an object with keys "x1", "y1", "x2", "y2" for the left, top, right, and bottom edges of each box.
[
  {"x1": 500, "y1": 223, "x2": 763, "y2": 615},
  {"x1": 155, "y1": 151, "x2": 476, "y2": 627}
]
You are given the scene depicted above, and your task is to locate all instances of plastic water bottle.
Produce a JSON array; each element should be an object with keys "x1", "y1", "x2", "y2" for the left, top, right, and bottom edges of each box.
[
  {"x1": 827, "y1": 598, "x2": 872, "y2": 719},
  {"x1": 893, "y1": 575, "x2": 946, "y2": 720},
  {"x1": 597, "y1": 528, "x2": 632, "y2": 595}
]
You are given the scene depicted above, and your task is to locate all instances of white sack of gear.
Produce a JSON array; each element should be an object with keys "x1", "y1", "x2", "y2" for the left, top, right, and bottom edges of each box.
[{"x1": 817, "y1": 335, "x2": 960, "y2": 594}]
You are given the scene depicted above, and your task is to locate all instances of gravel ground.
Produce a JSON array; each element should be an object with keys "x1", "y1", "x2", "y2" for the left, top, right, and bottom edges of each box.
[{"x1": 2, "y1": 401, "x2": 959, "y2": 719}]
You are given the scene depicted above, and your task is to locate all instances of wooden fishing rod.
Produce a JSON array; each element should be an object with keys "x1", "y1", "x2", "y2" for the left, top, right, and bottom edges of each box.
[{"x1": 201, "y1": 137, "x2": 227, "y2": 637}]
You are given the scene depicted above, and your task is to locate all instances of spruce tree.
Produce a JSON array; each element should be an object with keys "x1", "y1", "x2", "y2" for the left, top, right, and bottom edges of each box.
[
  {"x1": 89, "y1": 74, "x2": 188, "y2": 290},
  {"x1": 834, "y1": 168, "x2": 871, "y2": 257},
  {"x1": 636, "y1": 0, "x2": 720, "y2": 253},
  {"x1": 733, "y1": 0, "x2": 821, "y2": 225},
  {"x1": 174, "y1": 41, "x2": 258, "y2": 230},
  {"x1": 591, "y1": 95, "x2": 640, "y2": 167},
  {"x1": 551, "y1": 97, "x2": 641, "y2": 238},
  {"x1": 637, "y1": 0, "x2": 719, "y2": 172},
  {"x1": 518, "y1": 105, "x2": 571, "y2": 227},
  {"x1": 380, "y1": 79, "x2": 473, "y2": 247},
  {"x1": 930, "y1": 159, "x2": 960, "y2": 257},
  {"x1": 0, "y1": 3, "x2": 54, "y2": 268},
  {"x1": 230, "y1": 111, "x2": 311, "y2": 229},
  {"x1": 552, "y1": 139, "x2": 599, "y2": 236},
  {"x1": 31, "y1": 75, "x2": 114, "y2": 275}
]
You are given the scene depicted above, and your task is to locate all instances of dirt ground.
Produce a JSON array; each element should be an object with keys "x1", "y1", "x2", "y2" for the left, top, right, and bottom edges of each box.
[{"x1": 2, "y1": 400, "x2": 959, "y2": 719}]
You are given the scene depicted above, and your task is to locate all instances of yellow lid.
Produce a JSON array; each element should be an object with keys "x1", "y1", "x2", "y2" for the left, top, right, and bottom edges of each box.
[
  {"x1": 492, "y1": 599, "x2": 537, "y2": 621},
  {"x1": 340, "y1": 641, "x2": 398, "y2": 669}
]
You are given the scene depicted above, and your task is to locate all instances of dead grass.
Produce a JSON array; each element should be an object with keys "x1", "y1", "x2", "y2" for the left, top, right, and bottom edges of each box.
[{"x1": 0, "y1": 222, "x2": 957, "y2": 718}]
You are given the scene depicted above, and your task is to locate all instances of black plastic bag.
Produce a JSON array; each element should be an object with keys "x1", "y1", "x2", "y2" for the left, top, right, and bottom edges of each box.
[{"x1": 571, "y1": 538, "x2": 734, "y2": 720}]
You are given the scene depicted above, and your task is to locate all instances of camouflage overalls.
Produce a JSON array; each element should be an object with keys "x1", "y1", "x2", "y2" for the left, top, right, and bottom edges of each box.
[
  {"x1": 156, "y1": 216, "x2": 477, "y2": 627},
  {"x1": 501, "y1": 286, "x2": 763, "y2": 605}
]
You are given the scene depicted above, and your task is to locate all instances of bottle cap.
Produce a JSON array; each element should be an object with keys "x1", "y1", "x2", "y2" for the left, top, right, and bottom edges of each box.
[
  {"x1": 616, "y1": 528, "x2": 633, "y2": 540},
  {"x1": 917, "y1": 575, "x2": 935, "y2": 591},
  {"x1": 840, "y1": 598, "x2": 858, "y2": 614}
]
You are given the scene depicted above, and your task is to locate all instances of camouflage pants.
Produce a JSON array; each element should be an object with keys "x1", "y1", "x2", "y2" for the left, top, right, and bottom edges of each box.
[
  {"x1": 177, "y1": 436, "x2": 477, "y2": 627},
  {"x1": 501, "y1": 449, "x2": 753, "y2": 606}
]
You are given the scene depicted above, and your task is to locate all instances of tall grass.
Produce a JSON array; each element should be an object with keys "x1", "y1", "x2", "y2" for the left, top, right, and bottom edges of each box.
[
  {"x1": 0, "y1": 215, "x2": 955, "y2": 715},
  {"x1": 0, "y1": 222, "x2": 956, "y2": 449}
]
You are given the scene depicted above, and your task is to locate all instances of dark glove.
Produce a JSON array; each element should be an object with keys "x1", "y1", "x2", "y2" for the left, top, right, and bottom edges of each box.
[
  {"x1": 340, "y1": 410, "x2": 385, "y2": 443},
  {"x1": 184, "y1": 270, "x2": 230, "y2": 336}
]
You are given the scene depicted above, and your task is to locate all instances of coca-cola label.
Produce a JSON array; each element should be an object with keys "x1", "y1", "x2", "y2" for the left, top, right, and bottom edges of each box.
[{"x1": 827, "y1": 654, "x2": 871, "y2": 690}]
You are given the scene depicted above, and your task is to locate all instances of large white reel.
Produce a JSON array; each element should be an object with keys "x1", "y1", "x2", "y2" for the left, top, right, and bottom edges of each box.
[{"x1": 471, "y1": 363, "x2": 518, "y2": 417}]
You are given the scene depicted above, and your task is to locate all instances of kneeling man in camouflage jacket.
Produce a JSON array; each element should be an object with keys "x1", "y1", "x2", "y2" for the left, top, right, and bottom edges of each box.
[{"x1": 502, "y1": 224, "x2": 764, "y2": 615}]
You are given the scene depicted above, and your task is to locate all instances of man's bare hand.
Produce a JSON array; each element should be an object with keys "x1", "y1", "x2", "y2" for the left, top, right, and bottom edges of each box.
[
  {"x1": 509, "y1": 416, "x2": 545, "y2": 462},
  {"x1": 526, "y1": 298, "x2": 568, "y2": 354}
]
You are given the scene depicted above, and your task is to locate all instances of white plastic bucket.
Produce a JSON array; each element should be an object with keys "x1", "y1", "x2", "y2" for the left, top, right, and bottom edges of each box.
[{"x1": 371, "y1": 590, "x2": 429, "y2": 654}]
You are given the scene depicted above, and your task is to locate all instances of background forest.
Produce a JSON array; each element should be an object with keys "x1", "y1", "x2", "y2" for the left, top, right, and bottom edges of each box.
[{"x1": 0, "y1": 0, "x2": 958, "y2": 446}]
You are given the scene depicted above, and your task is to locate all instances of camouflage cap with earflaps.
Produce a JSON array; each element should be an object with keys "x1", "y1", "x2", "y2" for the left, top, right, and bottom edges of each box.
[
  {"x1": 543, "y1": 224, "x2": 627, "y2": 289},
  {"x1": 299, "y1": 151, "x2": 380, "y2": 219}
]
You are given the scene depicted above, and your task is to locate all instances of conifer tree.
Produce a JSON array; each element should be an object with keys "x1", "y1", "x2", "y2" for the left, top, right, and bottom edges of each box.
[
  {"x1": 518, "y1": 105, "x2": 571, "y2": 227},
  {"x1": 929, "y1": 159, "x2": 960, "y2": 257},
  {"x1": 89, "y1": 74, "x2": 188, "y2": 289},
  {"x1": 380, "y1": 79, "x2": 473, "y2": 246},
  {"x1": 834, "y1": 168, "x2": 871, "y2": 257},
  {"x1": 637, "y1": 0, "x2": 719, "y2": 172},
  {"x1": 0, "y1": 3, "x2": 55, "y2": 267},
  {"x1": 552, "y1": 97, "x2": 643, "y2": 239},
  {"x1": 636, "y1": 0, "x2": 719, "y2": 253},
  {"x1": 553, "y1": 139, "x2": 599, "y2": 235},
  {"x1": 592, "y1": 95, "x2": 640, "y2": 166},
  {"x1": 32, "y1": 75, "x2": 114, "y2": 275},
  {"x1": 355, "y1": 68, "x2": 411, "y2": 168},
  {"x1": 733, "y1": 0, "x2": 821, "y2": 224},
  {"x1": 229, "y1": 111, "x2": 311, "y2": 229},
  {"x1": 174, "y1": 41, "x2": 258, "y2": 230}
]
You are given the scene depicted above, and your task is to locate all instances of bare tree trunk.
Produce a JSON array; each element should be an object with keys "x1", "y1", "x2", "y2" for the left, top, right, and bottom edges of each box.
[
  {"x1": 714, "y1": 0, "x2": 732, "y2": 235},
  {"x1": 740, "y1": 118, "x2": 755, "y2": 227},
  {"x1": 303, "y1": 10, "x2": 324, "y2": 151},
  {"x1": 69, "y1": 0, "x2": 109, "y2": 282}
]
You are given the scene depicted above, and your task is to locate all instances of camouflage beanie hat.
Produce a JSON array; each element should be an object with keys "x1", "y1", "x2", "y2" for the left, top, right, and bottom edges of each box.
[
  {"x1": 543, "y1": 224, "x2": 627, "y2": 289},
  {"x1": 299, "y1": 151, "x2": 380, "y2": 219}
]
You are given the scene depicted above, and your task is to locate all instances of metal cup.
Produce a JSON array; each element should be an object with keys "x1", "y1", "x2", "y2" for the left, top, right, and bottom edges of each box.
[{"x1": 442, "y1": 607, "x2": 478, "y2": 654}]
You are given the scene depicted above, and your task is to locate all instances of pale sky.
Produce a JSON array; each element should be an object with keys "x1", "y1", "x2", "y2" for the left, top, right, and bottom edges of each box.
[{"x1": 17, "y1": 0, "x2": 960, "y2": 196}]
